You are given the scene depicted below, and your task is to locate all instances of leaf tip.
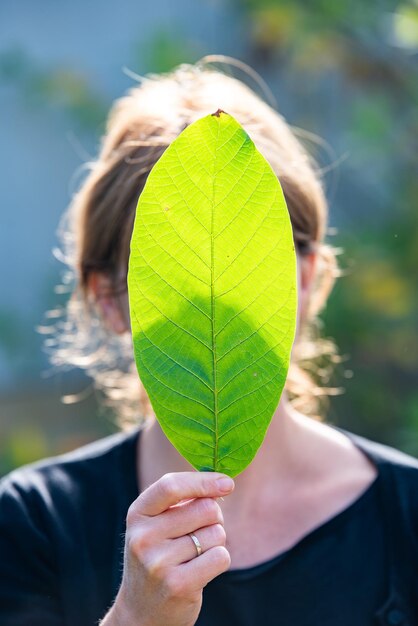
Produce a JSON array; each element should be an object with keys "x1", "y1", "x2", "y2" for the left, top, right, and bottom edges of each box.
[{"x1": 211, "y1": 108, "x2": 227, "y2": 118}]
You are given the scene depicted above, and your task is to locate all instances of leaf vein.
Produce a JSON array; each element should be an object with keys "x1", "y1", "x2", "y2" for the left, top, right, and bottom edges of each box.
[
  {"x1": 215, "y1": 184, "x2": 279, "y2": 281},
  {"x1": 131, "y1": 281, "x2": 211, "y2": 351},
  {"x1": 217, "y1": 289, "x2": 293, "y2": 362},
  {"x1": 137, "y1": 214, "x2": 210, "y2": 287},
  {"x1": 133, "y1": 263, "x2": 211, "y2": 322},
  {"x1": 133, "y1": 322, "x2": 214, "y2": 414}
]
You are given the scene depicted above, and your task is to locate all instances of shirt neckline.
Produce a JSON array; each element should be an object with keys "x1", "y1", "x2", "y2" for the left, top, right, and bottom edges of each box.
[
  {"x1": 222, "y1": 473, "x2": 380, "y2": 582},
  {"x1": 215, "y1": 428, "x2": 382, "y2": 582}
]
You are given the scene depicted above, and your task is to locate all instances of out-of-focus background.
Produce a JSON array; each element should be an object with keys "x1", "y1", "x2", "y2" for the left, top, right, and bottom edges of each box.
[{"x1": 1, "y1": 0, "x2": 417, "y2": 477}]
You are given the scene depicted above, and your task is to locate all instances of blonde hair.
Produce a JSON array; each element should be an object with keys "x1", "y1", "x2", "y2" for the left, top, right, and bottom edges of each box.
[{"x1": 48, "y1": 59, "x2": 340, "y2": 426}]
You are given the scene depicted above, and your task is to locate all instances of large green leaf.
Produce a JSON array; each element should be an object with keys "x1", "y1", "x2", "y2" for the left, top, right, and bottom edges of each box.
[{"x1": 128, "y1": 111, "x2": 297, "y2": 476}]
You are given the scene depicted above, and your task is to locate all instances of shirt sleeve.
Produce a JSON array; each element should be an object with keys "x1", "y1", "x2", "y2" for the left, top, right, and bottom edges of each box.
[{"x1": 0, "y1": 474, "x2": 63, "y2": 625}]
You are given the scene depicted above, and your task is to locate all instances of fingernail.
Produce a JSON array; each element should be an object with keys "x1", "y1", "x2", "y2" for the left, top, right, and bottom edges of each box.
[{"x1": 216, "y1": 477, "x2": 234, "y2": 493}]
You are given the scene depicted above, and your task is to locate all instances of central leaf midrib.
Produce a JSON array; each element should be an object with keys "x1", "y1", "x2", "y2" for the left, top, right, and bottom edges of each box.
[{"x1": 210, "y1": 118, "x2": 221, "y2": 471}]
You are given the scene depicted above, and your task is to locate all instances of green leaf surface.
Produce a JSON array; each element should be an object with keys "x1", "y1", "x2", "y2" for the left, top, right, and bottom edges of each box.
[{"x1": 128, "y1": 111, "x2": 297, "y2": 476}]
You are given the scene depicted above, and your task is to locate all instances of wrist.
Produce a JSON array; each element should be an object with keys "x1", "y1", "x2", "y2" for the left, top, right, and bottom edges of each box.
[{"x1": 100, "y1": 597, "x2": 140, "y2": 626}]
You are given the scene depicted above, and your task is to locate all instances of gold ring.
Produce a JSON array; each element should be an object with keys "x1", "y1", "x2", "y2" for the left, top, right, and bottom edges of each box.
[{"x1": 188, "y1": 532, "x2": 202, "y2": 557}]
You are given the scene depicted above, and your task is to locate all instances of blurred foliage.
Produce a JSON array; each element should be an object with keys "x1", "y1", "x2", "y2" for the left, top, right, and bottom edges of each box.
[
  {"x1": 392, "y1": 2, "x2": 418, "y2": 49},
  {"x1": 0, "y1": 47, "x2": 108, "y2": 131},
  {"x1": 0, "y1": 384, "x2": 115, "y2": 477},
  {"x1": 0, "y1": 310, "x2": 23, "y2": 359},
  {"x1": 324, "y1": 216, "x2": 418, "y2": 453},
  {"x1": 133, "y1": 27, "x2": 202, "y2": 74}
]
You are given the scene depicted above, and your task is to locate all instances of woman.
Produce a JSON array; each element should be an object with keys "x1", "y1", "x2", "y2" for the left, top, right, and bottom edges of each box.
[{"x1": 1, "y1": 59, "x2": 417, "y2": 626}]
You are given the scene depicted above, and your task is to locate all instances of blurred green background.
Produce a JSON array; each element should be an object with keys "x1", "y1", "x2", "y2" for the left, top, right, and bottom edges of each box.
[{"x1": 1, "y1": 0, "x2": 417, "y2": 476}]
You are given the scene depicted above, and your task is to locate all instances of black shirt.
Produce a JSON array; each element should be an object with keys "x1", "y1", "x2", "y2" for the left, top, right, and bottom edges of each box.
[{"x1": 0, "y1": 428, "x2": 417, "y2": 626}]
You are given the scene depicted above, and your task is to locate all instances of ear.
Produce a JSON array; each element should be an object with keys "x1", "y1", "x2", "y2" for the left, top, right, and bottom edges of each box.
[
  {"x1": 300, "y1": 252, "x2": 317, "y2": 292},
  {"x1": 88, "y1": 272, "x2": 129, "y2": 335},
  {"x1": 298, "y1": 252, "x2": 317, "y2": 324}
]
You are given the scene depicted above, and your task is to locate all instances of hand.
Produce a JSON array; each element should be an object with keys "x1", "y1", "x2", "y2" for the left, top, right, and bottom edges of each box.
[{"x1": 101, "y1": 471, "x2": 234, "y2": 626}]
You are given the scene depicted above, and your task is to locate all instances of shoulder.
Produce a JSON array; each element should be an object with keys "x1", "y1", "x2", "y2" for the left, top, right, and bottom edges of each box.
[
  {"x1": 341, "y1": 428, "x2": 418, "y2": 528},
  {"x1": 0, "y1": 431, "x2": 139, "y2": 622},
  {"x1": 342, "y1": 428, "x2": 418, "y2": 472},
  {"x1": 0, "y1": 428, "x2": 139, "y2": 523}
]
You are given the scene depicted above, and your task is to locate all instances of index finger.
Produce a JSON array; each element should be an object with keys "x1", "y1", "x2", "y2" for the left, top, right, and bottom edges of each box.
[{"x1": 133, "y1": 472, "x2": 234, "y2": 517}]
